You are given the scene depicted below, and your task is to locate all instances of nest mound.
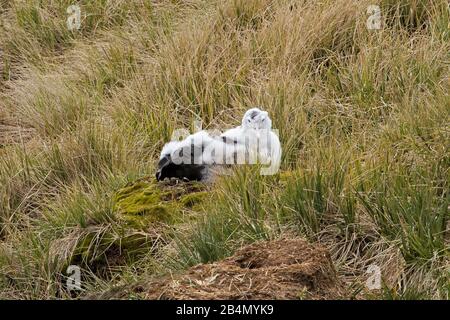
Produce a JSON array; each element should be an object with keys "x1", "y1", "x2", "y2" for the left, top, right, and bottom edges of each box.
[{"x1": 136, "y1": 238, "x2": 347, "y2": 300}]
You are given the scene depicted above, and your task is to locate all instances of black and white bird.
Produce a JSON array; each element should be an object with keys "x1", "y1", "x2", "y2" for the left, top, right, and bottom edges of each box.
[{"x1": 155, "y1": 107, "x2": 281, "y2": 181}]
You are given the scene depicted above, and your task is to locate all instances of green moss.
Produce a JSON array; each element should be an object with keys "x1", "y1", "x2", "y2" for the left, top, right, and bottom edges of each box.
[
  {"x1": 116, "y1": 232, "x2": 154, "y2": 254},
  {"x1": 180, "y1": 191, "x2": 208, "y2": 208},
  {"x1": 120, "y1": 207, "x2": 170, "y2": 229},
  {"x1": 113, "y1": 178, "x2": 208, "y2": 229},
  {"x1": 67, "y1": 229, "x2": 155, "y2": 272}
]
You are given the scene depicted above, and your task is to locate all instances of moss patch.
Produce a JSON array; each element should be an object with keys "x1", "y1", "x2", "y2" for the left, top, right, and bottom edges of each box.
[
  {"x1": 65, "y1": 228, "x2": 160, "y2": 279},
  {"x1": 113, "y1": 177, "x2": 208, "y2": 229},
  {"x1": 180, "y1": 191, "x2": 208, "y2": 208}
]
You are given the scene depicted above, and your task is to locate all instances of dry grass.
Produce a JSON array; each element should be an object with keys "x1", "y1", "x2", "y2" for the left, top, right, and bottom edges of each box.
[{"x1": 0, "y1": 0, "x2": 449, "y2": 299}]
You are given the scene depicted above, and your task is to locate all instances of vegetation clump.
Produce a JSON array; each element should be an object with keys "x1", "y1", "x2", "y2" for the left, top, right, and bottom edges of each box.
[{"x1": 114, "y1": 178, "x2": 208, "y2": 228}]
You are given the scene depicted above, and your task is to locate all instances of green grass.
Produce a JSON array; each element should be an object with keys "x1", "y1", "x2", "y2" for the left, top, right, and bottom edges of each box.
[{"x1": 0, "y1": 0, "x2": 449, "y2": 299}]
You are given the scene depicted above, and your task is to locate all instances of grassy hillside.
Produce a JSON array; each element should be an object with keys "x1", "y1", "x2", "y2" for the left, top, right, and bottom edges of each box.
[{"x1": 0, "y1": 0, "x2": 448, "y2": 299}]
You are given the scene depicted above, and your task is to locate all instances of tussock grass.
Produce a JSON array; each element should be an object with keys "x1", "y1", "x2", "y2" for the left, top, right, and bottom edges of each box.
[{"x1": 0, "y1": 0, "x2": 449, "y2": 299}]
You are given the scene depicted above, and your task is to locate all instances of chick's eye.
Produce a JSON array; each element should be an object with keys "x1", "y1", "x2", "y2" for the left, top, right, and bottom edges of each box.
[
  {"x1": 262, "y1": 118, "x2": 265, "y2": 122},
  {"x1": 247, "y1": 119, "x2": 251, "y2": 122}
]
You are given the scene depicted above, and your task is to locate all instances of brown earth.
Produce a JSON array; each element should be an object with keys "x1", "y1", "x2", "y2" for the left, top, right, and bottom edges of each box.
[{"x1": 120, "y1": 238, "x2": 348, "y2": 300}]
